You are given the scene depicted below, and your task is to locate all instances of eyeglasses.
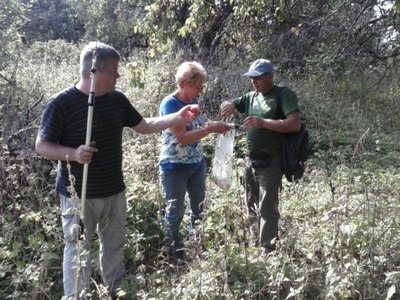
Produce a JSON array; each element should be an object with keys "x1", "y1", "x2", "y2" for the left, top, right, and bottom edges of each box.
[{"x1": 101, "y1": 68, "x2": 120, "y2": 77}]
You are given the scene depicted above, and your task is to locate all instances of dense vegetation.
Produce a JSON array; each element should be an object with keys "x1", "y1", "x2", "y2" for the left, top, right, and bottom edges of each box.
[{"x1": 1, "y1": 0, "x2": 399, "y2": 299}]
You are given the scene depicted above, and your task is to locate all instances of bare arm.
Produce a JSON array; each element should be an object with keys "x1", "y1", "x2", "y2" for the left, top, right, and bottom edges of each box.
[
  {"x1": 132, "y1": 104, "x2": 200, "y2": 134},
  {"x1": 170, "y1": 121, "x2": 232, "y2": 146},
  {"x1": 221, "y1": 98, "x2": 301, "y2": 133},
  {"x1": 243, "y1": 111, "x2": 302, "y2": 133},
  {"x1": 133, "y1": 116, "x2": 183, "y2": 135},
  {"x1": 35, "y1": 137, "x2": 97, "y2": 164}
]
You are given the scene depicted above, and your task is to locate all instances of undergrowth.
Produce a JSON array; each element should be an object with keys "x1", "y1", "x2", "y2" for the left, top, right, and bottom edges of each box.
[{"x1": 1, "y1": 40, "x2": 399, "y2": 299}]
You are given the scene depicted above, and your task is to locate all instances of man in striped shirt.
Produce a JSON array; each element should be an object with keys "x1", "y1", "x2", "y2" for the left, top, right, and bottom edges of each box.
[{"x1": 35, "y1": 42, "x2": 198, "y2": 298}]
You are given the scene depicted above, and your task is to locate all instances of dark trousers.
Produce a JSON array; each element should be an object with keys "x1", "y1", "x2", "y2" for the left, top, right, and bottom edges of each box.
[{"x1": 244, "y1": 156, "x2": 282, "y2": 249}]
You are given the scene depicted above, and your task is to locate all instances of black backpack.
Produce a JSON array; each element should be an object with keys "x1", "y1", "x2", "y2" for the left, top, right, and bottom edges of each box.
[{"x1": 275, "y1": 88, "x2": 310, "y2": 182}]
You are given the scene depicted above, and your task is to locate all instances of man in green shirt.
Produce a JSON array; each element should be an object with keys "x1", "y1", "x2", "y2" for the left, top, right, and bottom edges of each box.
[{"x1": 220, "y1": 59, "x2": 301, "y2": 254}]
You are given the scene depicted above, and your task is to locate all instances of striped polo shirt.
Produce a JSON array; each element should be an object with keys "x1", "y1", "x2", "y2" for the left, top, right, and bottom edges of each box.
[{"x1": 38, "y1": 86, "x2": 143, "y2": 198}]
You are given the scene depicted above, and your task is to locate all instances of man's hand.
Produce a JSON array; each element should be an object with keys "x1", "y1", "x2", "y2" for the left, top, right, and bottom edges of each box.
[
  {"x1": 242, "y1": 116, "x2": 265, "y2": 129},
  {"x1": 178, "y1": 104, "x2": 200, "y2": 122},
  {"x1": 242, "y1": 112, "x2": 302, "y2": 132},
  {"x1": 220, "y1": 101, "x2": 235, "y2": 119},
  {"x1": 74, "y1": 142, "x2": 98, "y2": 164}
]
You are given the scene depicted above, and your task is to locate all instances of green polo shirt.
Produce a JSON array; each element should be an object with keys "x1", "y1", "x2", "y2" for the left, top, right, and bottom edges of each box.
[{"x1": 233, "y1": 85, "x2": 300, "y2": 157}]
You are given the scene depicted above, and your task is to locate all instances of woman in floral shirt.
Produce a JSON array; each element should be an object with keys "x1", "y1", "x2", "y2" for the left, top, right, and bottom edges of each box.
[{"x1": 159, "y1": 61, "x2": 231, "y2": 263}]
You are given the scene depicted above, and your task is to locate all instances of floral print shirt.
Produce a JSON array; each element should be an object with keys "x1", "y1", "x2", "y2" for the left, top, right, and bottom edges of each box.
[{"x1": 159, "y1": 94, "x2": 206, "y2": 169}]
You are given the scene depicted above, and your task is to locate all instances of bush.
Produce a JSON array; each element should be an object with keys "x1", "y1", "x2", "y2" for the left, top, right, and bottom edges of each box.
[{"x1": 1, "y1": 39, "x2": 399, "y2": 299}]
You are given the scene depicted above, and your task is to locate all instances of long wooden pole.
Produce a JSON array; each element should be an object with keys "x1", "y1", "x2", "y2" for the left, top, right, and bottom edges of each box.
[
  {"x1": 75, "y1": 48, "x2": 97, "y2": 300},
  {"x1": 81, "y1": 49, "x2": 97, "y2": 219}
]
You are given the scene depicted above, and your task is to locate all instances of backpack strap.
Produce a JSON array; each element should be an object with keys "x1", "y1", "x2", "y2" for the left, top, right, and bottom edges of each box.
[{"x1": 274, "y1": 86, "x2": 287, "y2": 120}]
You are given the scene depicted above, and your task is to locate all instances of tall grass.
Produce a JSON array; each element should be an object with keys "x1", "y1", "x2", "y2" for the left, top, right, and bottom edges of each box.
[{"x1": 0, "y1": 40, "x2": 399, "y2": 299}]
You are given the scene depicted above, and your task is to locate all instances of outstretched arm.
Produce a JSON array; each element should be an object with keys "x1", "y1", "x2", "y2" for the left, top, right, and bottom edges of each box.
[
  {"x1": 133, "y1": 104, "x2": 200, "y2": 134},
  {"x1": 171, "y1": 121, "x2": 232, "y2": 146}
]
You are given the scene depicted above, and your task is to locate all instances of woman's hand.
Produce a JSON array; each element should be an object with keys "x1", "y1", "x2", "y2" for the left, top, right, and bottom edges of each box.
[{"x1": 206, "y1": 121, "x2": 232, "y2": 134}]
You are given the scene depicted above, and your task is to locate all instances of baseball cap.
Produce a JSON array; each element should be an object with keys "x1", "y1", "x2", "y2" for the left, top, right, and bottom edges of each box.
[{"x1": 243, "y1": 59, "x2": 274, "y2": 77}]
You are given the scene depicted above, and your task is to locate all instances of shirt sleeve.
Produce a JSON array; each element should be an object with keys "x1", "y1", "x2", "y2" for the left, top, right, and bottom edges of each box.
[
  {"x1": 232, "y1": 92, "x2": 253, "y2": 115},
  {"x1": 281, "y1": 88, "x2": 300, "y2": 116},
  {"x1": 37, "y1": 97, "x2": 65, "y2": 143},
  {"x1": 160, "y1": 96, "x2": 181, "y2": 116},
  {"x1": 121, "y1": 93, "x2": 143, "y2": 127}
]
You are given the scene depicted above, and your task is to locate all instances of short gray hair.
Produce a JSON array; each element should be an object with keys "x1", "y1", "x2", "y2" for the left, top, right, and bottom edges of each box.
[
  {"x1": 175, "y1": 61, "x2": 207, "y2": 88},
  {"x1": 79, "y1": 42, "x2": 120, "y2": 78}
]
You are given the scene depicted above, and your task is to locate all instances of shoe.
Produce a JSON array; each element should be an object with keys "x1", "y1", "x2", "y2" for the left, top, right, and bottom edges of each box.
[
  {"x1": 260, "y1": 246, "x2": 275, "y2": 260},
  {"x1": 167, "y1": 241, "x2": 187, "y2": 267}
]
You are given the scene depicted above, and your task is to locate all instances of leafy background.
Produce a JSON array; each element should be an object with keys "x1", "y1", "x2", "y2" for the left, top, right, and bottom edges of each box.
[{"x1": 1, "y1": 0, "x2": 399, "y2": 299}]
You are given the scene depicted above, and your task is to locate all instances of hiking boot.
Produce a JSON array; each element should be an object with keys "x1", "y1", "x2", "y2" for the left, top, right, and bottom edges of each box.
[{"x1": 167, "y1": 241, "x2": 187, "y2": 266}]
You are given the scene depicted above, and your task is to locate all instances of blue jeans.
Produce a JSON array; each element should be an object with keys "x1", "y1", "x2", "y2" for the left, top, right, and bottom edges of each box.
[
  {"x1": 160, "y1": 160, "x2": 206, "y2": 248},
  {"x1": 60, "y1": 191, "x2": 126, "y2": 297}
]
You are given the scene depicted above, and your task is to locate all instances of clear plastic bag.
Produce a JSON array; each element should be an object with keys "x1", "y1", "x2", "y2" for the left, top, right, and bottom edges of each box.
[{"x1": 210, "y1": 129, "x2": 235, "y2": 190}]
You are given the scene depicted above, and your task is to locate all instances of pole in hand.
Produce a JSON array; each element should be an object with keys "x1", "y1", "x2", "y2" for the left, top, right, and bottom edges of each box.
[
  {"x1": 75, "y1": 48, "x2": 96, "y2": 299},
  {"x1": 81, "y1": 49, "x2": 97, "y2": 221}
]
